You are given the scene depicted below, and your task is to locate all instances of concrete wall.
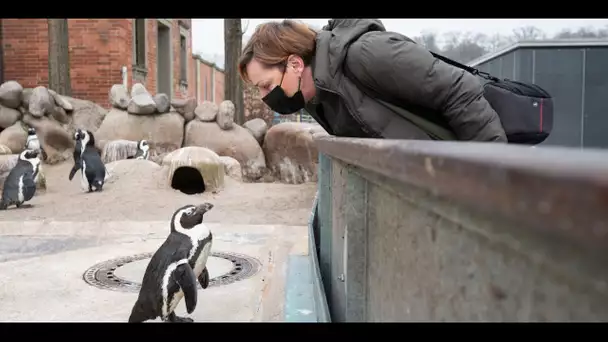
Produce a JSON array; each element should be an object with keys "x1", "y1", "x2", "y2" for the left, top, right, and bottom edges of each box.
[
  {"x1": 313, "y1": 136, "x2": 608, "y2": 322},
  {"x1": 0, "y1": 19, "x2": 195, "y2": 107},
  {"x1": 475, "y1": 46, "x2": 608, "y2": 149}
]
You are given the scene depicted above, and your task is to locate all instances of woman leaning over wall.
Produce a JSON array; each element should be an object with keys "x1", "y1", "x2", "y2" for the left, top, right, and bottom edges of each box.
[{"x1": 238, "y1": 19, "x2": 507, "y2": 142}]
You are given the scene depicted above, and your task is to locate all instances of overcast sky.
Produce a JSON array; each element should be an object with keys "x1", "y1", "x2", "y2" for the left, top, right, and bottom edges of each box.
[{"x1": 192, "y1": 19, "x2": 608, "y2": 66}]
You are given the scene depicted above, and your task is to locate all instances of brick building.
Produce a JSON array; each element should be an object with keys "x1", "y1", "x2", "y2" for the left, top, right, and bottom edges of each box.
[
  {"x1": 193, "y1": 54, "x2": 225, "y2": 104},
  {"x1": 0, "y1": 19, "x2": 198, "y2": 107}
]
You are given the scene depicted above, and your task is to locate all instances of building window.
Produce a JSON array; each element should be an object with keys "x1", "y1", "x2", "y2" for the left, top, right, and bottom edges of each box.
[
  {"x1": 180, "y1": 33, "x2": 188, "y2": 85},
  {"x1": 134, "y1": 19, "x2": 146, "y2": 68}
]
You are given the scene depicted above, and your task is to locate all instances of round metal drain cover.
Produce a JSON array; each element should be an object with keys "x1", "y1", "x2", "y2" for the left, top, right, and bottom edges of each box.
[{"x1": 83, "y1": 251, "x2": 262, "y2": 292}]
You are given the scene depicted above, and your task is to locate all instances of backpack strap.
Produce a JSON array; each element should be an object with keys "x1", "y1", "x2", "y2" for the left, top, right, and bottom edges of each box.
[{"x1": 429, "y1": 51, "x2": 500, "y2": 82}]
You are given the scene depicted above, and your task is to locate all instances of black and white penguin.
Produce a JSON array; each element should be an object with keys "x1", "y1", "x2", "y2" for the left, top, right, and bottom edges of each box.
[
  {"x1": 128, "y1": 202, "x2": 215, "y2": 323},
  {"x1": 127, "y1": 140, "x2": 150, "y2": 160},
  {"x1": 0, "y1": 149, "x2": 41, "y2": 210},
  {"x1": 68, "y1": 129, "x2": 106, "y2": 192},
  {"x1": 25, "y1": 127, "x2": 47, "y2": 161},
  {"x1": 68, "y1": 129, "x2": 84, "y2": 181}
]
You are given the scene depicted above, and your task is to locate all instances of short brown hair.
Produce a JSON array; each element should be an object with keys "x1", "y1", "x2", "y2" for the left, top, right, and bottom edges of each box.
[{"x1": 238, "y1": 20, "x2": 317, "y2": 84}]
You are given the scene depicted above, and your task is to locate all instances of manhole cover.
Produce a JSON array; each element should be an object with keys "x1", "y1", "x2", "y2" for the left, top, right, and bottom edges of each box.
[{"x1": 83, "y1": 251, "x2": 262, "y2": 292}]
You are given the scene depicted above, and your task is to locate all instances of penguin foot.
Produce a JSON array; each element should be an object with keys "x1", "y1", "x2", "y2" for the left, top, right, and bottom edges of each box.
[
  {"x1": 16, "y1": 203, "x2": 33, "y2": 209},
  {"x1": 167, "y1": 313, "x2": 194, "y2": 323}
]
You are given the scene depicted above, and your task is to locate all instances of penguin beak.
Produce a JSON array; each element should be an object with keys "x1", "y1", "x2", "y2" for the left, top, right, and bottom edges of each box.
[{"x1": 195, "y1": 203, "x2": 214, "y2": 215}]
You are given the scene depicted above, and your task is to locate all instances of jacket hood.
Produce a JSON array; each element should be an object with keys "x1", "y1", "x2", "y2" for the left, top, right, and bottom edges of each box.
[{"x1": 316, "y1": 19, "x2": 386, "y2": 78}]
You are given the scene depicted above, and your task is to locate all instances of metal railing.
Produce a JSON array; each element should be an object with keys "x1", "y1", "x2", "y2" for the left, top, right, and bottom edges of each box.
[{"x1": 309, "y1": 136, "x2": 608, "y2": 322}]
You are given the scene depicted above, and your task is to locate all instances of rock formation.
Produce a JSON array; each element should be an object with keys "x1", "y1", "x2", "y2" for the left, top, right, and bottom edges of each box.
[
  {"x1": 0, "y1": 80, "x2": 107, "y2": 164},
  {"x1": 95, "y1": 108, "x2": 184, "y2": 158},
  {"x1": 219, "y1": 156, "x2": 242, "y2": 181},
  {"x1": 263, "y1": 122, "x2": 326, "y2": 184},
  {"x1": 243, "y1": 118, "x2": 268, "y2": 145},
  {"x1": 0, "y1": 79, "x2": 326, "y2": 190}
]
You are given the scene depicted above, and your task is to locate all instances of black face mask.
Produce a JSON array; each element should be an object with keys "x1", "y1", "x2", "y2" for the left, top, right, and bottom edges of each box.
[{"x1": 261, "y1": 68, "x2": 306, "y2": 114}]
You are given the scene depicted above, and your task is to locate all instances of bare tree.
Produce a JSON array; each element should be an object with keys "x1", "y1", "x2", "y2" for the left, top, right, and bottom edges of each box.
[
  {"x1": 48, "y1": 19, "x2": 72, "y2": 96},
  {"x1": 224, "y1": 19, "x2": 245, "y2": 124},
  {"x1": 485, "y1": 33, "x2": 511, "y2": 52},
  {"x1": 554, "y1": 26, "x2": 608, "y2": 39},
  {"x1": 441, "y1": 31, "x2": 489, "y2": 64},
  {"x1": 512, "y1": 26, "x2": 546, "y2": 41},
  {"x1": 414, "y1": 30, "x2": 441, "y2": 53},
  {"x1": 242, "y1": 19, "x2": 251, "y2": 35}
]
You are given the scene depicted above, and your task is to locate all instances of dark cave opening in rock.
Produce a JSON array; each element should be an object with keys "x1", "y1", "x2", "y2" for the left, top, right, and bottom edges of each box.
[{"x1": 171, "y1": 167, "x2": 206, "y2": 195}]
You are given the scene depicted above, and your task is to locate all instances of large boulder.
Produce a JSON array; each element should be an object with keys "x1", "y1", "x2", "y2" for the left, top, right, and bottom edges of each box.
[
  {"x1": 161, "y1": 146, "x2": 224, "y2": 193},
  {"x1": 22, "y1": 114, "x2": 74, "y2": 164},
  {"x1": 49, "y1": 106, "x2": 69, "y2": 124},
  {"x1": 28, "y1": 86, "x2": 55, "y2": 118},
  {"x1": 194, "y1": 101, "x2": 218, "y2": 122},
  {"x1": 21, "y1": 88, "x2": 33, "y2": 108},
  {"x1": 153, "y1": 93, "x2": 171, "y2": 114},
  {"x1": 263, "y1": 122, "x2": 326, "y2": 184},
  {"x1": 104, "y1": 158, "x2": 162, "y2": 187},
  {"x1": 243, "y1": 118, "x2": 268, "y2": 145},
  {"x1": 0, "y1": 122, "x2": 27, "y2": 154},
  {"x1": 0, "y1": 81, "x2": 23, "y2": 109},
  {"x1": 216, "y1": 100, "x2": 235, "y2": 130},
  {"x1": 64, "y1": 96, "x2": 108, "y2": 135},
  {"x1": 127, "y1": 93, "x2": 157, "y2": 115},
  {"x1": 109, "y1": 84, "x2": 130, "y2": 110},
  {"x1": 47, "y1": 89, "x2": 73, "y2": 111},
  {"x1": 184, "y1": 120, "x2": 266, "y2": 181},
  {"x1": 130, "y1": 83, "x2": 148, "y2": 97},
  {"x1": 95, "y1": 108, "x2": 184, "y2": 156},
  {"x1": 0, "y1": 104, "x2": 22, "y2": 129},
  {"x1": 170, "y1": 97, "x2": 197, "y2": 120}
]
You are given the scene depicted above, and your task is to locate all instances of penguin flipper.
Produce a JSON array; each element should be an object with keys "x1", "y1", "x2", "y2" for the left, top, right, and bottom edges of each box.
[
  {"x1": 68, "y1": 163, "x2": 80, "y2": 181},
  {"x1": 198, "y1": 267, "x2": 210, "y2": 289},
  {"x1": 174, "y1": 263, "x2": 198, "y2": 314}
]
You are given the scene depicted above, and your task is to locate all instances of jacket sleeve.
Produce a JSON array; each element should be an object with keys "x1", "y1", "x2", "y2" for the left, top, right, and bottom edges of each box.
[{"x1": 344, "y1": 32, "x2": 507, "y2": 142}]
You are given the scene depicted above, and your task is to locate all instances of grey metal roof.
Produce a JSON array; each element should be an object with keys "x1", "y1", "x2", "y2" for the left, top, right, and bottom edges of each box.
[{"x1": 467, "y1": 39, "x2": 608, "y2": 67}]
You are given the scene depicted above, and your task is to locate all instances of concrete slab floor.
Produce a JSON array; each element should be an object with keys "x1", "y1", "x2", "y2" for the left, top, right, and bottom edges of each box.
[{"x1": 0, "y1": 221, "x2": 308, "y2": 322}]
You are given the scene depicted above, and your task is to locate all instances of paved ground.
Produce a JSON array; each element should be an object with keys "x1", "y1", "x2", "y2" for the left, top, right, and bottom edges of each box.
[{"x1": 0, "y1": 220, "x2": 310, "y2": 322}]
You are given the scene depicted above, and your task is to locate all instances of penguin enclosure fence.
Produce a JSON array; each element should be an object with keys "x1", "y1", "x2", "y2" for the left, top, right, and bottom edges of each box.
[
  {"x1": 171, "y1": 167, "x2": 206, "y2": 195},
  {"x1": 308, "y1": 136, "x2": 608, "y2": 322}
]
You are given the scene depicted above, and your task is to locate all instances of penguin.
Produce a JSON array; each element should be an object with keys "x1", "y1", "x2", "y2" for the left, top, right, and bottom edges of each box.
[
  {"x1": 127, "y1": 140, "x2": 150, "y2": 160},
  {"x1": 25, "y1": 127, "x2": 47, "y2": 161},
  {"x1": 0, "y1": 149, "x2": 41, "y2": 210},
  {"x1": 68, "y1": 129, "x2": 84, "y2": 181},
  {"x1": 68, "y1": 129, "x2": 106, "y2": 192},
  {"x1": 70, "y1": 129, "x2": 111, "y2": 182},
  {"x1": 128, "y1": 202, "x2": 215, "y2": 323}
]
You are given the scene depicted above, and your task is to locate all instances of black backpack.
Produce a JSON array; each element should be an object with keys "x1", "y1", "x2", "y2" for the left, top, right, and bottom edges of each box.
[
  {"x1": 432, "y1": 52, "x2": 553, "y2": 145},
  {"x1": 346, "y1": 50, "x2": 554, "y2": 145}
]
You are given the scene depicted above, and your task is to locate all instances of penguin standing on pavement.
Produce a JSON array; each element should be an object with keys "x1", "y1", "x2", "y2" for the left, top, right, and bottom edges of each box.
[
  {"x1": 128, "y1": 202, "x2": 215, "y2": 323},
  {"x1": 68, "y1": 129, "x2": 106, "y2": 192},
  {"x1": 127, "y1": 140, "x2": 150, "y2": 160},
  {"x1": 0, "y1": 149, "x2": 41, "y2": 210}
]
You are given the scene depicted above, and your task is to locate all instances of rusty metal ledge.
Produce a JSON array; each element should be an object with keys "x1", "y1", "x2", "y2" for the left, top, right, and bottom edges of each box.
[{"x1": 314, "y1": 136, "x2": 608, "y2": 252}]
